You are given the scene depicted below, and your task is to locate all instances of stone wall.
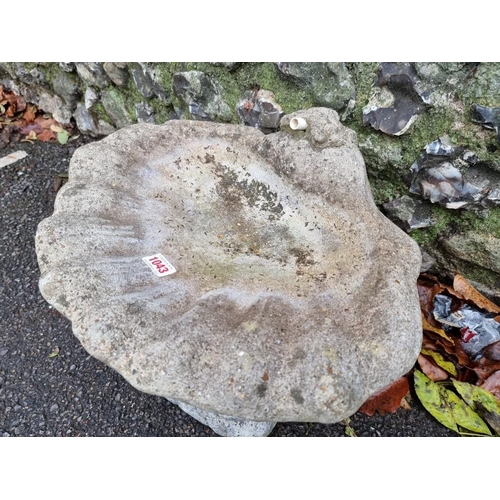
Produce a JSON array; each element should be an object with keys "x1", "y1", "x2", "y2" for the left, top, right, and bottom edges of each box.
[{"x1": 2, "y1": 62, "x2": 500, "y2": 298}]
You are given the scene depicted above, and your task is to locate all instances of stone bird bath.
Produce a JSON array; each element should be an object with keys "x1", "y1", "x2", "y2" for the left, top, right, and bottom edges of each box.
[{"x1": 35, "y1": 108, "x2": 422, "y2": 436}]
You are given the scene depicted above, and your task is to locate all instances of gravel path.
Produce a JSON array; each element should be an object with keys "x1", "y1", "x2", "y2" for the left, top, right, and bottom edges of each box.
[{"x1": 0, "y1": 137, "x2": 456, "y2": 437}]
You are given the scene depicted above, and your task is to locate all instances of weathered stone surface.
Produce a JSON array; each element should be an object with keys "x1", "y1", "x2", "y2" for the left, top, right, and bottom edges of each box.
[
  {"x1": 103, "y1": 62, "x2": 129, "y2": 87},
  {"x1": 36, "y1": 108, "x2": 422, "y2": 424},
  {"x1": 173, "y1": 71, "x2": 232, "y2": 122},
  {"x1": 408, "y1": 137, "x2": 500, "y2": 209},
  {"x1": 212, "y1": 62, "x2": 242, "y2": 71},
  {"x1": 168, "y1": 399, "x2": 276, "y2": 436},
  {"x1": 415, "y1": 62, "x2": 476, "y2": 86},
  {"x1": 59, "y1": 63, "x2": 76, "y2": 73},
  {"x1": 97, "y1": 119, "x2": 116, "y2": 136},
  {"x1": 463, "y1": 63, "x2": 500, "y2": 106},
  {"x1": 276, "y1": 62, "x2": 355, "y2": 111},
  {"x1": 236, "y1": 88, "x2": 284, "y2": 132},
  {"x1": 84, "y1": 87, "x2": 99, "y2": 109},
  {"x1": 73, "y1": 103, "x2": 99, "y2": 136},
  {"x1": 1, "y1": 61, "x2": 499, "y2": 301},
  {"x1": 442, "y1": 232, "x2": 500, "y2": 275},
  {"x1": 135, "y1": 102, "x2": 156, "y2": 123},
  {"x1": 363, "y1": 63, "x2": 430, "y2": 136},
  {"x1": 4, "y1": 63, "x2": 46, "y2": 85},
  {"x1": 75, "y1": 63, "x2": 110, "y2": 89},
  {"x1": 53, "y1": 73, "x2": 81, "y2": 109},
  {"x1": 383, "y1": 195, "x2": 435, "y2": 232},
  {"x1": 472, "y1": 104, "x2": 500, "y2": 144},
  {"x1": 131, "y1": 63, "x2": 158, "y2": 99},
  {"x1": 101, "y1": 89, "x2": 134, "y2": 128},
  {"x1": 38, "y1": 92, "x2": 73, "y2": 125}
]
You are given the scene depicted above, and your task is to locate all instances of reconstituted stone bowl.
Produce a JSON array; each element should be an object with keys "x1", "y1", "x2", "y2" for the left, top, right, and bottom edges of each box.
[{"x1": 35, "y1": 108, "x2": 422, "y2": 430}]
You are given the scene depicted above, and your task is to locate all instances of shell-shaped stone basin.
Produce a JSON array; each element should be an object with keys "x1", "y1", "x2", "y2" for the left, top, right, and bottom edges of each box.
[{"x1": 35, "y1": 108, "x2": 422, "y2": 423}]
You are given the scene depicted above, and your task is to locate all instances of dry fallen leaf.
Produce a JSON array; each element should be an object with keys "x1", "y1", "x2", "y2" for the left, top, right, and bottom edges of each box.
[
  {"x1": 422, "y1": 314, "x2": 455, "y2": 344},
  {"x1": 37, "y1": 128, "x2": 56, "y2": 142},
  {"x1": 421, "y1": 348, "x2": 457, "y2": 376},
  {"x1": 22, "y1": 105, "x2": 37, "y2": 123},
  {"x1": 453, "y1": 274, "x2": 500, "y2": 314},
  {"x1": 358, "y1": 376, "x2": 410, "y2": 416},
  {"x1": 418, "y1": 354, "x2": 449, "y2": 381},
  {"x1": 480, "y1": 370, "x2": 500, "y2": 401}
]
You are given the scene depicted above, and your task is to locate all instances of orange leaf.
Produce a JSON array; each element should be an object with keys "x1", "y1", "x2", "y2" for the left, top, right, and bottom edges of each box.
[
  {"x1": 22, "y1": 105, "x2": 37, "y2": 123},
  {"x1": 358, "y1": 376, "x2": 410, "y2": 416},
  {"x1": 36, "y1": 129, "x2": 56, "y2": 142},
  {"x1": 453, "y1": 274, "x2": 500, "y2": 314},
  {"x1": 417, "y1": 354, "x2": 449, "y2": 381},
  {"x1": 34, "y1": 115, "x2": 58, "y2": 129}
]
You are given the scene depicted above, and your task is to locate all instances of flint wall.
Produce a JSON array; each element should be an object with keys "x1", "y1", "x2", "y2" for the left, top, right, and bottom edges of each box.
[{"x1": 2, "y1": 62, "x2": 500, "y2": 298}]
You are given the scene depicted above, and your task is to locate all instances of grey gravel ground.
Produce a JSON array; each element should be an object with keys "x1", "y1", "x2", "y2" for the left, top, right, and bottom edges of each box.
[{"x1": 0, "y1": 136, "x2": 456, "y2": 437}]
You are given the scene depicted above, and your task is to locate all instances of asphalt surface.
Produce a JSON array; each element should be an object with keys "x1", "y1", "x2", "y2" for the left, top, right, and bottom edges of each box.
[{"x1": 0, "y1": 136, "x2": 456, "y2": 437}]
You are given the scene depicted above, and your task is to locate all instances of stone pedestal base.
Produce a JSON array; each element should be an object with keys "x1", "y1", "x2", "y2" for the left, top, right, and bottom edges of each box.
[{"x1": 168, "y1": 399, "x2": 276, "y2": 437}]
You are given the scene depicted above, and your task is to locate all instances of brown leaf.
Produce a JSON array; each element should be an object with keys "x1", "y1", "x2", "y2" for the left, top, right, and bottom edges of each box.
[
  {"x1": 453, "y1": 274, "x2": 500, "y2": 314},
  {"x1": 482, "y1": 340, "x2": 500, "y2": 362},
  {"x1": 0, "y1": 88, "x2": 26, "y2": 115},
  {"x1": 480, "y1": 370, "x2": 500, "y2": 401},
  {"x1": 358, "y1": 376, "x2": 410, "y2": 416},
  {"x1": 417, "y1": 354, "x2": 449, "y2": 381},
  {"x1": 473, "y1": 340, "x2": 500, "y2": 382},
  {"x1": 36, "y1": 129, "x2": 56, "y2": 142},
  {"x1": 19, "y1": 123, "x2": 43, "y2": 135},
  {"x1": 22, "y1": 105, "x2": 37, "y2": 123},
  {"x1": 34, "y1": 115, "x2": 57, "y2": 129}
]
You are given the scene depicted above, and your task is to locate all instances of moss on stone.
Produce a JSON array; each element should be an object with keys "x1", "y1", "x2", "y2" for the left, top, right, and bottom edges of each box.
[
  {"x1": 92, "y1": 102, "x2": 112, "y2": 125},
  {"x1": 410, "y1": 204, "x2": 455, "y2": 248},
  {"x1": 41, "y1": 63, "x2": 65, "y2": 87},
  {"x1": 344, "y1": 62, "x2": 378, "y2": 126},
  {"x1": 115, "y1": 79, "x2": 145, "y2": 120},
  {"x1": 21, "y1": 62, "x2": 38, "y2": 72},
  {"x1": 456, "y1": 262, "x2": 500, "y2": 290},
  {"x1": 410, "y1": 206, "x2": 500, "y2": 257},
  {"x1": 149, "y1": 62, "x2": 315, "y2": 123},
  {"x1": 461, "y1": 63, "x2": 500, "y2": 108},
  {"x1": 148, "y1": 97, "x2": 172, "y2": 124},
  {"x1": 368, "y1": 176, "x2": 408, "y2": 206},
  {"x1": 461, "y1": 207, "x2": 500, "y2": 238}
]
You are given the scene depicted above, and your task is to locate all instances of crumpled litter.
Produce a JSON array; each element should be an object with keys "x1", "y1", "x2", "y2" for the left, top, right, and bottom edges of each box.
[{"x1": 433, "y1": 293, "x2": 500, "y2": 359}]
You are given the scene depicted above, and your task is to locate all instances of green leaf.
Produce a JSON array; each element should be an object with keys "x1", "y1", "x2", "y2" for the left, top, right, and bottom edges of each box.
[
  {"x1": 48, "y1": 346, "x2": 60, "y2": 358},
  {"x1": 445, "y1": 389, "x2": 492, "y2": 436},
  {"x1": 57, "y1": 130, "x2": 69, "y2": 145},
  {"x1": 453, "y1": 380, "x2": 500, "y2": 434},
  {"x1": 414, "y1": 370, "x2": 458, "y2": 433},
  {"x1": 421, "y1": 348, "x2": 458, "y2": 377},
  {"x1": 415, "y1": 371, "x2": 492, "y2": 435}
]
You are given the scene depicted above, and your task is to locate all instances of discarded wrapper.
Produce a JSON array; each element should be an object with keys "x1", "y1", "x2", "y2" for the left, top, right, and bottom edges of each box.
[{"x1": 433, "y1": 293, "x2": 500, "y2": 359}]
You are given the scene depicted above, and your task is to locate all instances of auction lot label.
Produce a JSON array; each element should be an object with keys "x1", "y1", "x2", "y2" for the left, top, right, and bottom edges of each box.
[{"x1": 142, "y1": 254, "x2": 177, "y2": 276}]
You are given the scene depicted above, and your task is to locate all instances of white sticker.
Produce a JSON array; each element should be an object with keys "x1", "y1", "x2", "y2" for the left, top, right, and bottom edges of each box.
[{"x1": 142, "y1": 254, "x2": 177, "y2": 276}]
